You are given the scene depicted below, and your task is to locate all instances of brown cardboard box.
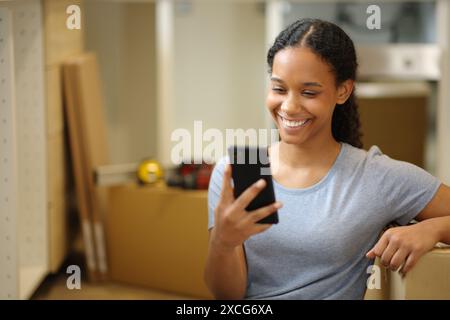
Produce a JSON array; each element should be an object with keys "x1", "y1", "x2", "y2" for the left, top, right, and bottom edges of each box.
[
  {"x1": 106, "y1": 183, "x2": 213, "y2": 298},
  {"x1": 389, "y1": 247, "x2": 450, "y2": 300},
  {"x1": 365, "y1": 247, "x2": 450, "y2": 300}
]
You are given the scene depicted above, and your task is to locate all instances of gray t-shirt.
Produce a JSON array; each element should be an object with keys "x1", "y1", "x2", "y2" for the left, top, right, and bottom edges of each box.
[{"x1": 207, "y1": 142, "x2": 441, "y2": 300}]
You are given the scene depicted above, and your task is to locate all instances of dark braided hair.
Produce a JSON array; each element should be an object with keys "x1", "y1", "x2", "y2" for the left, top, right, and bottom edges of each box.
[{"x1": 267, "y1": 18, "x2": 363, "y2": 149}]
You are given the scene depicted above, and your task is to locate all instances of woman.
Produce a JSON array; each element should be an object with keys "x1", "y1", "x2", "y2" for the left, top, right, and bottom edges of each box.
[{"x1": 204, "y1": 19, "x2": 450, "y2": 300}]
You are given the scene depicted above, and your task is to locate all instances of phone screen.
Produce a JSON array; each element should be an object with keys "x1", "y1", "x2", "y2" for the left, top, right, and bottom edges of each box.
[{"x1": 228, "y1": 146, "x2": 279, "y2": 224}]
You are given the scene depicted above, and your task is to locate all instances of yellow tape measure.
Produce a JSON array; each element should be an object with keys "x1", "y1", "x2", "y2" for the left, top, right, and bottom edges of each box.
[{"x1": 137, "y1": 159, "x2": 164, "y2": 184}]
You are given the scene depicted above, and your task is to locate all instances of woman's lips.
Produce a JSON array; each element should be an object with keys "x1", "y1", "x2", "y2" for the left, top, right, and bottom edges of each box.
[{"x1": 277, "y1": 114, "x2": 311, "y2": 130}]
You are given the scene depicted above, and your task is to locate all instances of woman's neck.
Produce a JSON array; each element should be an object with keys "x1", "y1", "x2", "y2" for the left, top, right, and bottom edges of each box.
[{"x1": 275, "y1": 138, "x2": 341, "y2": 170}]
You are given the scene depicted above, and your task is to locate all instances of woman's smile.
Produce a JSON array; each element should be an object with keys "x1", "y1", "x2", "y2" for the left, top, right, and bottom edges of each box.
[{"x1": 277, "y1": 113, "x2": 312, "y2": 132}]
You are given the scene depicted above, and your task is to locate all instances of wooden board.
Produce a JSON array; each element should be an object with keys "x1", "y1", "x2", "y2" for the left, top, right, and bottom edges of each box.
[
  {"x1": 63, "y1": 53, "x2": 109, "y2": 280},
  {"x1": 63, "y1": 56, "x2": 99, "y2": 281},
  {"x1": 47, "y1": 134, "x2": 70, "y2": 272},
  {"x1": 45, "y1": 66, "x2": 65, "y2": 137},
  {"x1": 43, "y1": 0, "x2": 85, "y2": 275}
]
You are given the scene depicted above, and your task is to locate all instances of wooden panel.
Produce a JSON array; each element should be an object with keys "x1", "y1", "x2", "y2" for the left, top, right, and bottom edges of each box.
[
  {"x1": 43, "y1": 0, "x2": 84, "y2": 66},
  {"x1": 62, "y1": 58, "x2": 98, "y2": 280},
  {"x1": 43, "y1": 0, "x2": 84, "y2": 275},
  {"x1": 47, "y1": 135, "x2": 68, "y2": 212},
  {"x1": 63, "y1": 53, "x2": 110, "y2": 279},
  {"x1": 47, "y1": 134, "x2": 69, "y2": 272},
  {"x1": 64, "y1": 53, "x2": 109, "y2": 170},
  {"x1": 46, "y1": 66, "x2": 64, "y2": 136},
  {"x1": 48, "y1": 199, "x2": 69, "y2": 273}
]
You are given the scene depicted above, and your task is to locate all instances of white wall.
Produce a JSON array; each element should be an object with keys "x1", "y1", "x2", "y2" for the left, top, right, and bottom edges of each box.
[
  {"x1": 169, "y1": 1, "x2": 268, "y2": 163},
  {"x1": 85, "y1": 1, "x2": 157, "y2": 164},
  {"x1": 85, "y1": 1, "x2": 270, "y2": 166}
]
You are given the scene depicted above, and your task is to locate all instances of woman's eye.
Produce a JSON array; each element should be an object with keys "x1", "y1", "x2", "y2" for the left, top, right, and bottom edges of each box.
[
  {"x1": 272, "y1": 87, "x2": 286, "y2": 93},
  {"x1": 302, "y1": 91, "x2": 317, "y2": 97}
]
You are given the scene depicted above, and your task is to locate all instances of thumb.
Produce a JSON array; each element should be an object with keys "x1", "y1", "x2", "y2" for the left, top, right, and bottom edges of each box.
[
  {"x1": 366, "y1": 248, "x2": 376, "y2": 259},
  {"x1": 366, "y1": 234, "x2": 389, "y2": 259}
]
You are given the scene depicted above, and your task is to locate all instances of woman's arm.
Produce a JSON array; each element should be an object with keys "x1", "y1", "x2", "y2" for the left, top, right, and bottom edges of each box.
[
  {"x1": 415, "y1": 183, "x2": 450, "y2": 244},
  {"x1": 367, "y1": 183, "x2": 450, "y2": 274},
  {"x1": 204, "y1": 231, "x2": 247, "y2": 300},
  {"x1": 204, "y1": 164, "x2": 281, "y2": 299}
]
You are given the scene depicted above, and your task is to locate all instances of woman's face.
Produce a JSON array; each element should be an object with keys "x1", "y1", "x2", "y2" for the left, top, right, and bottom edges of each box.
[{"x1": 266, "y1": 46, "x2": 352, "y2": 146}]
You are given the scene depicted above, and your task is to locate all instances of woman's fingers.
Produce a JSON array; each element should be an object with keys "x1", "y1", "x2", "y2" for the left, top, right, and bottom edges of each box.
[
  {"x1": 246, "y1": 202, "x2": 283, "y2": 224},
  {"x1": 250, "y1": 223, "x2": 273, "y2": 235},
  {"x1": 233, "y1": 179, "x2": 267, "y2": 211},
  {"x1": 366, "y1": 234, "x2": 389, "y2": 259},
  {"x1": 219, "y1": 164, "x2": 234, "y2": 205},
  {"x1": 399, "y1": 253, "x2": 418, "y2": 275},
  {"x1": 216, "y1": 170, "x2": 279, "y2": 242},
  {"x1": 388, "y1": 248, "x2": 409, "y2": 271},
  {"x1": 380, "y1": 241, "x2": 399, "y2": 267}
]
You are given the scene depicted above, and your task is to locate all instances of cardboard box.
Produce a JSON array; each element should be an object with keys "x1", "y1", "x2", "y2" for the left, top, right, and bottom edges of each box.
[
  {"x1": 365, "y1": 247, "x2": 450, "y2": 300},
  {"x1": 389, "y1": 247, "x2": 450, "y2": 299},
  {"x1": 106, "y1": 183, "x2": 213, "y2": 298}
]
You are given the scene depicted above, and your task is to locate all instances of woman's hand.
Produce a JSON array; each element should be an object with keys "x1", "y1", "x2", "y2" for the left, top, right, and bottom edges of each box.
[
  {"x1": 211, "y1": 164, "x2": 283, "y2": 252},
  {"x1": 366, "y1": 221, "x2": 440, "y2": 275}
]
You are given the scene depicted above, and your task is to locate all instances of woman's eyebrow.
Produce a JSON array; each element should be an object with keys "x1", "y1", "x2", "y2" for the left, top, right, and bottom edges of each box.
[
  {"x1": 270, "y1": 76, "x2": 322, "y2": 87},
  {"x1": 303, "y1": 82, "x2": 323, "y2": 88},
  {"x1": 270, "y1": 76, "x2": 285, "y2": 83}
]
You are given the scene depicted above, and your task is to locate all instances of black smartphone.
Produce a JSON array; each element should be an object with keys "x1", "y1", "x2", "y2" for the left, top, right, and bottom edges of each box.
[{"x1": 228, "y1": 146, "x2": 279, "y2": 224}]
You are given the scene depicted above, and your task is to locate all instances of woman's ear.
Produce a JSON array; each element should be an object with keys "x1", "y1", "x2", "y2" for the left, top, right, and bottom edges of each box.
[{"x1": 336, "y1": 79, "x2": 354, "y2": 104}]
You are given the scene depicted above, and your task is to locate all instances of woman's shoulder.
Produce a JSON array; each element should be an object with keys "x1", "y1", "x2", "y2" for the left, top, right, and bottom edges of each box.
[
  {"x1": 343, "y1": 142, "x2": 398, "y2": 166},
  {"x1": 342, "y1": 142, "x2": 431, "y2": 179},
  {"x1": 342, "y1": 142, "x2": 383, "y2": 159}
]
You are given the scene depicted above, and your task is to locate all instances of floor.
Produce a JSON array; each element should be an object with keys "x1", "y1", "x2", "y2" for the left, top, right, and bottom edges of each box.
[
  {"x1": 31, "y1": 250, "x2": 196, "y2": 300},
  {"x1": 31, "y1": 273, "x2": 195, "y2": 300}
]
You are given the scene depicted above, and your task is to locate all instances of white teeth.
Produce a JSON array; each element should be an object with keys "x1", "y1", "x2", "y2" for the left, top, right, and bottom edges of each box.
[{"x1": 280, "y1": 116, "x2": 309, "y2": 128}]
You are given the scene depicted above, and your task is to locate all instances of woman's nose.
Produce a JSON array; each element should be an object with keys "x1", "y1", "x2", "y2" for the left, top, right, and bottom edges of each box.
[{"x1": 280, "y1": 95, "x2": 302, "y2": 114}]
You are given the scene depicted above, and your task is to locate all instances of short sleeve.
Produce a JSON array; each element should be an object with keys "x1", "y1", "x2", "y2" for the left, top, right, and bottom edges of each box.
[
  {"x1": 366, "y1": 145, "x2": 441, "y2": 225},
  {"x1": 207, "y1": 156, "x2": 228, "y2": 230}
]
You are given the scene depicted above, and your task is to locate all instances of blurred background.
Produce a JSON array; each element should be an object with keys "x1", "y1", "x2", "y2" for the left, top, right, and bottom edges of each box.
[{"x1": 1, "y1": 0, "x2": 450, "y2": 300}]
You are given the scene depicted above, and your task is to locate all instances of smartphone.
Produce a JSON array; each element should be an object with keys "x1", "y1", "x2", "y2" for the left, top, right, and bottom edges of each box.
[{"x1": 228, "y1": 146, "x2": 279, "y2": 224}]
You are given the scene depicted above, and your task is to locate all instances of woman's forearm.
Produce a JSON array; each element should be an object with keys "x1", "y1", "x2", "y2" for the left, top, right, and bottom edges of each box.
[
  {"x1": 204, "y1": 235, "x2": 247, "y2": 300},
  {"x1": 419, "y1": 216, "x2": 450, "y2": 245}
]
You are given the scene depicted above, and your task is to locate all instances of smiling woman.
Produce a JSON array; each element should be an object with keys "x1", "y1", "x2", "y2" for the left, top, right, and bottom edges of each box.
[
  {"x1": 204, "y1": 18, "x2": 450, "y2": 300},
  {"x1": 267, "y1": 47, "x2": 353, "y2": 149}
]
